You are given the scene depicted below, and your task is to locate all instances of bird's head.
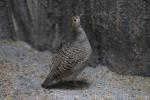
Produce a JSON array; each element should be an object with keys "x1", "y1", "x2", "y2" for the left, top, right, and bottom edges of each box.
[{"x1": 71, "y1": 16, "x2": 81, "y2": 29}]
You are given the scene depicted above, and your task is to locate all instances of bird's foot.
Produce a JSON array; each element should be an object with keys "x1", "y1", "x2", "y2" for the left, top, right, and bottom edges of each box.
[{"x1": 73, "y1": 81, "x2": 80, "y2": 87}]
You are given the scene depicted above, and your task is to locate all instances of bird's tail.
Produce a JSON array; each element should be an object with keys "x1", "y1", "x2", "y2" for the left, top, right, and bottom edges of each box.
[{"x1": 41, "y1": 73, "x2": 57, "y2": 88}]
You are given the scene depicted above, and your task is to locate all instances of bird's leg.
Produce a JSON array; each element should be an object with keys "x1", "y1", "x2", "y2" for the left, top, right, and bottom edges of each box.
[
  {"x1": 71, "y1": 75, "x2": 80, "y2": 87},
  {"x1": 73, "y1": 81, "x2": 80, "y2": 87}
]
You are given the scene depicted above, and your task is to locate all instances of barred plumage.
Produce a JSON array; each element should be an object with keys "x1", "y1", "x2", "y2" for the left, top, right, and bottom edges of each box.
[{"x1": 42, "y1": 16, "x2": 92, "y2": 87}]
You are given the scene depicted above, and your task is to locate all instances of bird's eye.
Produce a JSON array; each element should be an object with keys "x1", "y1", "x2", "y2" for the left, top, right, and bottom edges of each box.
[{"x1": 73, "y1": 19, "x2": 76, "y2": 22}]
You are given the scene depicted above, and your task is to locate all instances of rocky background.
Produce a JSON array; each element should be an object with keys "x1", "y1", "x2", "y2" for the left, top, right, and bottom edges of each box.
[
  {"x1": 0, "y1": 0, "x2": 150, "y2": 99},
  {"x1": 0, "y1": 0, "x2": 150, "y2": 76}
]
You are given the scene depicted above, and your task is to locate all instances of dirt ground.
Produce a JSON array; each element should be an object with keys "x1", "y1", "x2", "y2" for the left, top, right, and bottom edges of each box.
[{"x1": 0, "y1": 40, "x2": 150, "y2": 100}]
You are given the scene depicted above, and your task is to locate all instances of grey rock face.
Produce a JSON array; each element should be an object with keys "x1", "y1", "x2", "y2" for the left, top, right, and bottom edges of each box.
[
  {"x1": 0, "y1": 0, "x2": 12, "y2": 39},
  {"x1": 100, "y1": 0, "x2": 150, "y2": 76},
  {"x1": 1, "y1": 0, "x2": 150, "y2": 76}
]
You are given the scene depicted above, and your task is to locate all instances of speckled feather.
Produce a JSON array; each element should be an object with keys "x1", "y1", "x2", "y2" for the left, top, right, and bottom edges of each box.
[{"x1": 51, "y1": 42, "x2": 89, "y2": 79}]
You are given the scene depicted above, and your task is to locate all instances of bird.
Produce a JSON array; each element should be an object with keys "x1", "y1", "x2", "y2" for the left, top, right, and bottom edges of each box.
[{"x1": 42, "y1": 16, "x2": 92, "y2": 88}]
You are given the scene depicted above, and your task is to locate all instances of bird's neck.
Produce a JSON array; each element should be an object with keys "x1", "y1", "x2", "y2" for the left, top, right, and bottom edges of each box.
[{"x1": 73, "y1": 26, "x2": 88, "y2": 42}]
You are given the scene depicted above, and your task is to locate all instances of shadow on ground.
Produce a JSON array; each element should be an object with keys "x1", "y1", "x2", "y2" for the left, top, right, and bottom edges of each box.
[{"x1": 42, "y1": 80, "x2": 90, "y2": 90}]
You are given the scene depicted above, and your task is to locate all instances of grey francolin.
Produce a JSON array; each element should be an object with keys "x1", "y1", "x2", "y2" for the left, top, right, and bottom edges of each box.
[{"x1": 42, "y1": 16, "x2": 92, "y2": 88}]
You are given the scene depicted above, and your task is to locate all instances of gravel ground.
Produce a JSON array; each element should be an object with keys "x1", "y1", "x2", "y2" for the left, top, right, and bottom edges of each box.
[{"x1": 0, "y1": 40, "x2": 150, "y2": 100}]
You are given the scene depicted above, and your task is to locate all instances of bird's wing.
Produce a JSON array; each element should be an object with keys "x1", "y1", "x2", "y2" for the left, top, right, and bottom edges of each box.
[{"x1": 49, "y1": 43, "x2": 86, "y2": 80}]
